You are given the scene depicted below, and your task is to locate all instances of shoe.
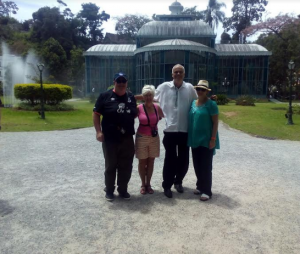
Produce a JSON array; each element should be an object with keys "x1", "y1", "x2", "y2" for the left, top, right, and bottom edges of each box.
[
  {"x1": 119, "y1": 191, "x2": 131, "y2": 200},
  {"x1": 193, "y1": 188, "x2": 201, "y2": 195},
  {"x1": 174, "y1": 184, "x2": 184, "y2": 193},
  {"x1": 164, "y1": 189, "x2": 173, "y2": 198},
  {"x1": 105, "y1": 192, "x2": 114, "y2": 201},
  {"x1": 140, "y1": 186, "x2": 147, "y2": 195},
  {"x1": 200, "y1": 193, "x2": 211, "y2": 202},
  {"x1": 146, "y1": 185, "x2": 154, "y2": 194}
]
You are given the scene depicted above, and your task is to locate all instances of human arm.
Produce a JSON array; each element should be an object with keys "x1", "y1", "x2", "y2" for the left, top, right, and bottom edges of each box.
[
  {"x1": 134, "y1": 94, "x2": 143, "y2": 101},
  {"x1": 157, "y1": 105, "x2": 164, "y2": 119},
  {"x1": 209, "y1": 114, "x2": 218, "y2": 149},
  {"x1": 93, "y1": 112, "x2": 104, "y2": 142}
]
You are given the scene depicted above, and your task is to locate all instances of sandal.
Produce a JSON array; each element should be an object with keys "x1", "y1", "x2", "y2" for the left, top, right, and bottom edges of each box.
[
  {"x1": 200, "y1": 193, "x2": 211, "y2": 202},
  {"x1": 193, "y1": 188, "x2": 201, "y2": 195},
  {"x1": 140, "y1": 186, "x2": 147, "y2": 195},
  {"x1": 147, "y1": 185, "x2": 154, "y2": 194}
]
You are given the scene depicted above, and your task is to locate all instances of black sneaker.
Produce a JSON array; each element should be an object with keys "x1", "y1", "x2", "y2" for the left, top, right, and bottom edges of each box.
[
  {"x1": 174, "y1": 184, "x2": 184, "y2": 193},
  {"x1": 105, "y1": 192, "x2": 114, "y2": 201},
  {"x1": 119, "y1": 192, "x2": 131, "y2": 200},
  {"x1": 164, "y1": 189, "x2": 173, "y2": 198}
]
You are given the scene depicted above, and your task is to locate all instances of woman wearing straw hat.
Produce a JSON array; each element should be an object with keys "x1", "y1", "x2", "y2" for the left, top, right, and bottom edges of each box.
[{"x1": 187, "y1": 80, "x2": 220, "y2": 201}]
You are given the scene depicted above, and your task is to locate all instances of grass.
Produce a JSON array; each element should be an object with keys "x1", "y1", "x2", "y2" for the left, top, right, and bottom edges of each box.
[
  {"x1": 219, "y1": 102, "x2": 300, "y2": 141},
  {"x1": 1, "y1": 98, "x2": 300, "y2": 141},
  {"x1": 0, "y1": 100, "x2": 94, "y2": 132}
]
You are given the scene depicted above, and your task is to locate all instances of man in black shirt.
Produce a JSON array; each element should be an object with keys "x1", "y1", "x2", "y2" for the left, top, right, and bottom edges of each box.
[{"x1": 93, "y1": 73, "x2": 137, "y2": 201}]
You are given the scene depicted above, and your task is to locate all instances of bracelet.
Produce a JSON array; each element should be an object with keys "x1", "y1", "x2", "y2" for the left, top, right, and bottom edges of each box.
[{"x1": 211, "y1": 137, "x2": 216, "y2": 141}]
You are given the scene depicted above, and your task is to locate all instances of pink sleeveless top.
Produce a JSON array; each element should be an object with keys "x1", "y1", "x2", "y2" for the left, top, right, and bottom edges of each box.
[{"x1": 137, "y1": 104, "x2": 159, "y2": 136}]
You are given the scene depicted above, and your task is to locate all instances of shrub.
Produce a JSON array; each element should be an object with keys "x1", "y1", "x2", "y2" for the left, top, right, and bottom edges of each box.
[
  {"x1": 235, "y1": 95, "x2": 256, "y2": 106},
  {"x1": 17, "y1": 102, "x2": 74, "y2": 111},
  {"x1": 216, "y1": 94, "x2": 229, "y2": 105},
  {"x1": 14, "y1": 83, "x2": 72, "y2": 105}
]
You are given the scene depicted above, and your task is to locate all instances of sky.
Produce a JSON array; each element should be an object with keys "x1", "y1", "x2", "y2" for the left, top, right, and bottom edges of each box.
[{"x1": 12, "y1": 0, "x2": 300, "y2": 41}]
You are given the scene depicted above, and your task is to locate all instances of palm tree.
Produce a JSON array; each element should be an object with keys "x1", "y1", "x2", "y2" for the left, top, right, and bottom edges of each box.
[{"x1": 205, "y1": 0, "x2": 226, "y2": 30}]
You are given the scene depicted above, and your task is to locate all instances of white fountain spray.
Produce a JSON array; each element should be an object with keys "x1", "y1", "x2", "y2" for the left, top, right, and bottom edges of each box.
[{"x1": 1, "y1": 42, "x2": 40, "y2": 107}]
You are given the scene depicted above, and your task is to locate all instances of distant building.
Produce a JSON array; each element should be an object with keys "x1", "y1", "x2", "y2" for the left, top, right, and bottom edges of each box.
[{"x1": 84, "y1": 1, "x2": 271, "y2": 97}]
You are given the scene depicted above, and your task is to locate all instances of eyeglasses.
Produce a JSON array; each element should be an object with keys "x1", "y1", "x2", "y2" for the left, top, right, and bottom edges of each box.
[
  {"x1": 195, "y1": 87, "x2": 207, "y2": 92},
  {"x1": 116, "y1": 79, "x2": 127, "y2": 83}
]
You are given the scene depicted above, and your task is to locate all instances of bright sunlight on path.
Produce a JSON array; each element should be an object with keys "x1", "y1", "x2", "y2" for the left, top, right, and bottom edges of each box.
[{"x1": 1, "y1": 121, "x2": 300, "y2": 254}]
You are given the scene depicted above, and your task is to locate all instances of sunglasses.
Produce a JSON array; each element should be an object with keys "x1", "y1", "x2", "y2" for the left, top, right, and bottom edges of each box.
[
  {"x1": 195, "y1": 87, "x2": 207, "y2": 92},
  {"x1": 116, "y1": 79, "x2": 127, "y2": 83}
]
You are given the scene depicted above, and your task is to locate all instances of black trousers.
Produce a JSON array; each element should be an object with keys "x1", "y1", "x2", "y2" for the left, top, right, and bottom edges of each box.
[
  {"x1": 162, "y1": 132, "x2": 189, "y2": 189},
  {"x1": 102, "y1": 135, "x2": 135, "y2": 194},
  {"x1": 192, "y1": 146, "x2": 214, "y2": 196}
]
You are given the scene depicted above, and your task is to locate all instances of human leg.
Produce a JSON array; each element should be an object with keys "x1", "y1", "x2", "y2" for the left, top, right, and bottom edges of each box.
[
  {"x1": 117, "y1": 136, "x2": 135, "y2": 194},
  {"x1": 174, "y1": 132, "x2": 189, "y2": 186},
  {"x1": 162, "y1": 132, "x2": 178, "y2": 190},
  {"x1": 102, "y1": 141, "x2": 118, "y2": 194},
  {"x1": 192, "y1": 146, "x2": 213, "y2": 197},
  {"x1": 138, "y1": 158, "x2": 147, "y2": 194}
]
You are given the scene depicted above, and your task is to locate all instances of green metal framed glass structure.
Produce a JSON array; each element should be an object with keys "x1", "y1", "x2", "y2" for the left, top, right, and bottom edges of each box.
[{"x1": 84, "y1": 1, "x2": 271, "y2": 98}]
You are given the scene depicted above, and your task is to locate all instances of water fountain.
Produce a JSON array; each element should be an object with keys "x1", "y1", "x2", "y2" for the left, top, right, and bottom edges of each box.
[{"x1": 1, "y1": 42, "x2": 40, "y2": 107}]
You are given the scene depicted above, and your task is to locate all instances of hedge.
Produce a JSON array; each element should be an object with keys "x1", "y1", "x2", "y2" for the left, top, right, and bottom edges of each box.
[{"x1": 14, "y1": 84, "x2": 72, "y2": 105}]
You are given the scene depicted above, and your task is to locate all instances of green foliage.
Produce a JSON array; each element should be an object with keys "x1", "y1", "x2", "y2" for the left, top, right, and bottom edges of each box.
[
  {"x1": 14, "y1": 83, "x2": 72, "y2": 105},
  {"x1": 205, "y1": 0, "x2": 226, "y2": 30},
  {"x1": 182, "y1": 6, "x2": 205, "y2": 20},
  {"x1": 115, "y1": 14, "x2": 151, "y2": 40},
  {"x1": 235, "y1": 95, "x2": 256, "y2": 106},
  {"x1": 17, "y1": 102, "x2": 74, "y2": 111},
  {"x1": 77, "y1": 3, "x2": 110, "y2": 43},
  {"x1": 216, "y1": 94, "x2": 229, "y2": 105},
  {"x1": 0, "y1": 0, "x2": 18, "y2": 16},
  {"x1": 40, "y1": 37, "x2": 68, "y2": 82},
  {"x1": 223, "y1": 0, "x2": 268, "y2": 42}
]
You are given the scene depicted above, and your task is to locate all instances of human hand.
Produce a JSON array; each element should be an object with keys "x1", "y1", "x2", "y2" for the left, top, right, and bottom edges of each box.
[
  {"x1": 211, "y1": 95, "x2": 217, "y2": 101},
  {"x1": 209, "y1": 139, "x2": 215, "y2": 149},
  {"x1": 96, "y1": 132, "x2": 104, "y2": 142}
]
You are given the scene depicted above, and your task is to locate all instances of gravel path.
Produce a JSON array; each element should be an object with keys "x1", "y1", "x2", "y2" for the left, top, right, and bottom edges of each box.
[{"x1": 1, "y1": 121, "x2": 300, "y2": 254}]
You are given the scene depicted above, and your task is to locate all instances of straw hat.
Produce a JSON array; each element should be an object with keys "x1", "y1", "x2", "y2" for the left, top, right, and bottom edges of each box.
[{"x1": 194, "y1": 80, "x2": 211, "y2": 91}]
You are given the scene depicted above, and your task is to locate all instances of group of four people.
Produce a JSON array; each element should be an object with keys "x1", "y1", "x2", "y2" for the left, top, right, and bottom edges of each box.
[{"x1": 93, "y1": 64, "x2": 220, "y2": 202}]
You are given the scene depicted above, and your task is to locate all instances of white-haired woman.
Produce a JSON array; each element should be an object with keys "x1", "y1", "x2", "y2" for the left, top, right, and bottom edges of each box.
[{"x1": 135, "y1": 85, "x2": 164, "y2": 194}]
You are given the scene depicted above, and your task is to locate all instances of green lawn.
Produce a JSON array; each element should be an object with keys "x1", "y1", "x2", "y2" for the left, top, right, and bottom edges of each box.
[
  {"x1": 219, "y1": 102, "x2": 300, "y2": 141},
  {"x1": 1, "y1": 99, "x2": 300, "y2": 141},
  {"x1": 0, "y1": 100, "x2": 94, "y2": 132}
]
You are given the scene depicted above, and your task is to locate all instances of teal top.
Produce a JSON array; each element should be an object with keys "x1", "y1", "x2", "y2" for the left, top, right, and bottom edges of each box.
[{"x1": 187, "y1": 99, "x2": 220, "y2": 154}]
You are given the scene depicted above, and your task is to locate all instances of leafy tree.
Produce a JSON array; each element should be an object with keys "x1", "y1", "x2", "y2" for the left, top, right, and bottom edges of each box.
[
  {"x1": 40, "y1": 37, "x2": 68, "y2": 82},
  {"x1": 223, "y1": 0, "x2": 268, "y2": 42},
  {"x1": 181, "y1": 6, "x2": 205, "y2": 20},
  {"x1": 256, "y1": 17, "x2": 300, "y2": 96},
  {"x1": 221, "y1": 31, "x2": 231, "y2": 43},
  {"x1": 0, "y1": 0, "x2": 18, "y2": 16},
  {"x1": 205, "y1": 0, "x2": 226, "y2": 30},
  {"x1": 77, "y1": 3, "x2": 110, "y2": 43},
  {"x1": 115, "y1": 14, "x2": 151, "y2": 40},
  {"x1": 69, "y1": 46, "x2": 85, "y2": 90}
]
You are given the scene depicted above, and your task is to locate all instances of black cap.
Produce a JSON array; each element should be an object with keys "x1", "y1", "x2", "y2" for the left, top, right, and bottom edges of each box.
[{"x1": 114, "y1": 72, "x2": 128, "y2": 81}]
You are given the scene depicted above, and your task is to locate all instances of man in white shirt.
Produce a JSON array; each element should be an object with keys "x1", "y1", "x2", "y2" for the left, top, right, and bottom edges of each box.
[{"x1": 154, "y1": 64, "x2": 197, "y2": 198}]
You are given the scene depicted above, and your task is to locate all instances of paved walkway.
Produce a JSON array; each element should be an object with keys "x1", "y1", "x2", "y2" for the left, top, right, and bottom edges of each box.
[{"x1": 1, "y1": 122, "x2": 300, "y2": 254}]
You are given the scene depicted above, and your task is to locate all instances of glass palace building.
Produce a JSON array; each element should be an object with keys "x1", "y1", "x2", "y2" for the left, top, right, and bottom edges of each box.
[{"x1": 84, "y1": 1, "x2": 271, "y2": 97}]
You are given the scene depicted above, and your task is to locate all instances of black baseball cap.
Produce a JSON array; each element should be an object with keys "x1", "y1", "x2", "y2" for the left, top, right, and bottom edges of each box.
[{"x1": 114, "y1": 72, "x2": 128, "y2": 81}]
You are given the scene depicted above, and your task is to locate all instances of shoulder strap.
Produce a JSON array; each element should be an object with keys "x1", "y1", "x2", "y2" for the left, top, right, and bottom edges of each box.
[{"x1": 142, "y1": 104, "x2": 158, "y2": 127}]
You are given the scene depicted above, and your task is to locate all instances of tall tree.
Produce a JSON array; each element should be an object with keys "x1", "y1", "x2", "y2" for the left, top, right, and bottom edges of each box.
[
  {"x1": 115, "y1": 14, "x2": 151, "y2": 40},
  {"x1": 40, "y1": 37, "x2": 68, "y2": 82},
  {"x1": 205, "y1": 0, "x2": 226, "y2": 30},
  {"x1": 223, "y1": 0, "x2": 268, "y2": 42},
  {"x1": 0, "y1": 0, "x2": 18, "y2": 16},
  {"x1": 181, "y1": 6, "x2": 205, "y2": 20},
  {"x1": 77, "y1": 3, "x2": 110, "y2": 43},
  {"x1": 256, "y1": 18, "x2": 300, "y2": 95}
]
